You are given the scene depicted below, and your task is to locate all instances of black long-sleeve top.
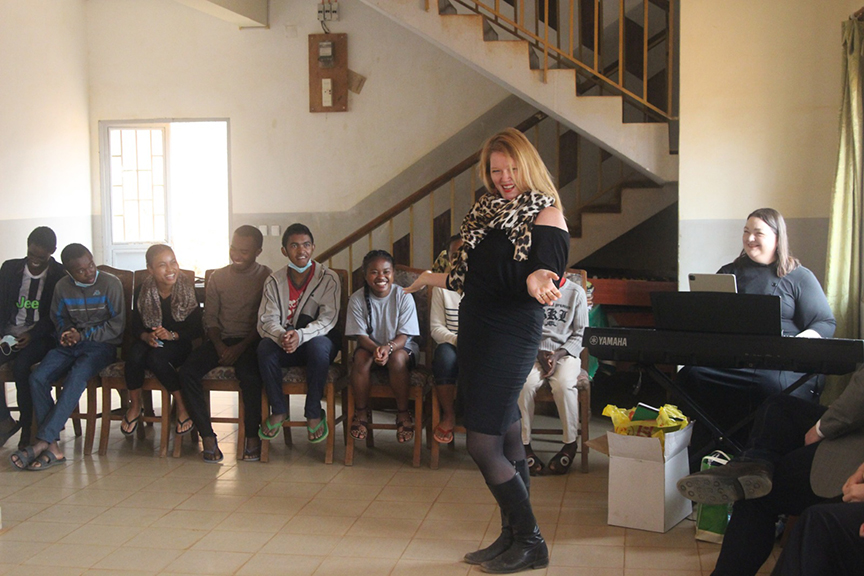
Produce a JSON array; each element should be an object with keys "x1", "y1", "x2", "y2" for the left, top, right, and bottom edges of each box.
[{"x1": 718, "y1": 257, "x2": 836, "y2": 338}]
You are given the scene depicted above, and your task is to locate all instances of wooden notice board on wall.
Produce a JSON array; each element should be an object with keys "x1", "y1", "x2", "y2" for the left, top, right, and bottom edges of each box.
[{"x1": 309, "y1": 33, "x2": 348, "y2": 113}]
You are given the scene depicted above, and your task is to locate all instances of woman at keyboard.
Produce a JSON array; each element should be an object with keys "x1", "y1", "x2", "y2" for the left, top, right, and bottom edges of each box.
[{"x1": 680, "y1": 207, "x2": 835, "y2": 449}]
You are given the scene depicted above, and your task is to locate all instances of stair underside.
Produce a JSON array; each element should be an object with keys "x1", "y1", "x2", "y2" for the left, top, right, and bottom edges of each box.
[{"x1": 358, "y1": 0, "x2": 678, "y2": 183}]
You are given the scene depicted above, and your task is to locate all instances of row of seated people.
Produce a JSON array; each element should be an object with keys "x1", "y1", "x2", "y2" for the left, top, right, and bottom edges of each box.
[{"x1": 0, "y1": 223, "x2": 589, "y2": 473}]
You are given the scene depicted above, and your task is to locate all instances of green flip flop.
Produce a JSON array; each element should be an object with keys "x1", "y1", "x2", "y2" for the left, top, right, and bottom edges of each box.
[
  {"x1": 258, "y1": 416, "x2": 283, "y2": 440},
  {"x1": 307, "y1": 419, "x2": 329, "y2": 444}
]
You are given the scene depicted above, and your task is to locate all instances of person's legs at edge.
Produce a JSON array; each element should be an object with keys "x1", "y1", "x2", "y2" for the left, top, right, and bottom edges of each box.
[
  {"x1": 770, "y1": 501, "x2": 864, "y2": 576},
  {"x1": 711, "y1": 442, "x2": 823, "y2": 576}
]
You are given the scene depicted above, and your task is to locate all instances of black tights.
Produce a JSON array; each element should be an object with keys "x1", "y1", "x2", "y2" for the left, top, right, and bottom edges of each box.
[{"x1": 466, "y1": 420, "x2": 526, "y2": 486}]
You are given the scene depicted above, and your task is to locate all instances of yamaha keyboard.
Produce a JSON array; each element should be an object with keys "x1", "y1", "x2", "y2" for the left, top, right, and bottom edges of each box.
[{"x1": 585, "y1": 327, "x2": 864, "y2": 375}]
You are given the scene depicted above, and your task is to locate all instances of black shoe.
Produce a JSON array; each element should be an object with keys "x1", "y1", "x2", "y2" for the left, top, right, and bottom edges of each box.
[
  {"x1": 677, "y1": 458, "x2": 774, "y2": 505},
  {"x1": 480, "y1": 475, "x2": 548, "y2": 574}
]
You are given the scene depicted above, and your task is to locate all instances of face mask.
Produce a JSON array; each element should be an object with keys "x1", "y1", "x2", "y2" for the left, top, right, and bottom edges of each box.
[
  {"x1": 288, "y1": 261, "x2": 313, "y2": 273},
  {"x1": 73, "y1": 269, "x2": 99, "y2": 288}
]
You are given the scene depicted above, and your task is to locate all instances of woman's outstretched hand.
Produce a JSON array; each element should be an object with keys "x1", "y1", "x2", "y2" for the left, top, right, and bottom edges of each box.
[
  {"x1": 527, "y1": 269, "x2": 561, "y2": 305},
  {"x1": 404, "y1": 271, "x2": 447, "y2": 294}
]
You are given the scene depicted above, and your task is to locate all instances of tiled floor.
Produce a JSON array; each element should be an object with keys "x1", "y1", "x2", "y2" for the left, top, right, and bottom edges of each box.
[{"x1": 0, "y1": 393, "x2": 780, "y2": 576}]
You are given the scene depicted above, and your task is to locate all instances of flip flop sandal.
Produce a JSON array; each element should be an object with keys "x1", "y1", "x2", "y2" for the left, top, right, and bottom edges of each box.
[
  {"x1": 546, "y1": 448, "x2": 576, "y2": 475},
  {"x1": 10, "y1": 446, "x2": 37, "y2": 470},
  {"x1": 0, "y1": 420, "x2": 21, "y2": 448},
  {"x1": 526, "y1": 451, "x2": 545, "y2": 476},
  {"x1": 121, "y1": 409, "x2": 143, "y2": 436},
  {"x1": 27, "y1": 450, "x2": 67, "y2": 471},
  {"x1": 258, "y1": 417, "x2": 283, "y2": 440},
  {"x1": 175, "y1": 418, "x2": 194, "y2": 436},
  {"x1": 202, "y1": 446, "x2": 224, "y2": 464},
  {"x1": 307, "y1": 419, "x2": 329, "y2": 444},
  {"x1": 433, "y1": 424, "x2": 454, "y2": 444},
  {"x1": 396, "y1": 412, "x2": 414, "y2": 444},
  {"x1": 241, "y1": 445, "x2": 261, "y2": 462},
  {"x1": 349, "y1": 409, "x2": 369, "y2": 440}
]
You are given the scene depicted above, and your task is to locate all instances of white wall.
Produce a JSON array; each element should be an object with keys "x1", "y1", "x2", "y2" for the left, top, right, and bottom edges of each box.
[
  {"x1": 0, "y1": 0, "x2": 92, "y2": 264},
  {"x1": 85, "y1": 0, "x2": 509, "y2": 266},
  {"x1": 678, "y1": 0, "x2": 852, "y2": 284}
]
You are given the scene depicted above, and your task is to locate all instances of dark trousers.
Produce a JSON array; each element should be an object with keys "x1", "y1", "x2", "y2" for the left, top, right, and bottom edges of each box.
[
  {"x1": 125, "y1": 339, "x2": 191, "y2": 392},
  {"x1": 679, "y1": 366, "x2": 822, "y2": 454},
  {"x1": 432, "y1": 342, "x2": 458, "y2": 385},
  {"x1": 771, "y1": 502, "x2": 864, "y2": 576},
  {"x1": 258, "y1": 335, "x2": 337, "y2": 421},
  {"x1": 179, "y1": 338, "x2": 262, "y2": 438},
  {"x1": 0, "y1": 334, "x2": 55, "y2": 441},
  {"x1": 712, "y1": 394, "x2": 829, "y2": 576}
]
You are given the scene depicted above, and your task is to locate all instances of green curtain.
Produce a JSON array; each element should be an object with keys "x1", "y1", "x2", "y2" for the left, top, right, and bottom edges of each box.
[{"x1": 824, "y1": 20, "x2": 864, "y2": 403}]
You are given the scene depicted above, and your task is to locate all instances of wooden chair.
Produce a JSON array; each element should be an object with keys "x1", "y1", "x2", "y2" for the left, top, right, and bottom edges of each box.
[
  {"x1": 99, "y1": 267, "x2": 194, "y2": 458},
  {"x1": 53, "y1": 265, "x2": 132, "y2": 455},
  {"x1": 259, "y1": 268, "x2": 350, "y2": 464},
  {"x1": 345, "y1": 265, "x2": 433, "y2": 468},
  {"x1": 429, "y1": 268, "x2": 592, "y2": 473}
]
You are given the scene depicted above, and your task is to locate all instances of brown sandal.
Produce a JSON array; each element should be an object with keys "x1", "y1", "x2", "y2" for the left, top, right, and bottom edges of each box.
[
  {"x1": 350, "y1": 408, "x2": 369, "y2": 440},
  {"x1": 396, "y1": 411, "x2": 414, "y2": 443}
]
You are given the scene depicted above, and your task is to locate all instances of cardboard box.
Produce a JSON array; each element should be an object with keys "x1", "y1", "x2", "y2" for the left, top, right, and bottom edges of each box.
[{"x1": 606, "y1": 424, "x2": 693, "y2": 533}]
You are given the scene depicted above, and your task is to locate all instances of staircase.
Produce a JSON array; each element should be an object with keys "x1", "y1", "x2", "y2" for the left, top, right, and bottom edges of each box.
[
  {"x1": 319, "y1": 111, "x2": 674, "y2": 290},
  {"x1": 357, "y1": 0, "x2": 678, "y2": 183}
]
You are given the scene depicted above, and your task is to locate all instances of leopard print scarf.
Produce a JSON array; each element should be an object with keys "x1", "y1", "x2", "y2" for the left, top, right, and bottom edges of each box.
[
  {"x1": 447, "y1": 190, "x2": 555, "y2": 294},
  {"x1": 138, "y1": 272, "x2": 198, "y2": 329}
]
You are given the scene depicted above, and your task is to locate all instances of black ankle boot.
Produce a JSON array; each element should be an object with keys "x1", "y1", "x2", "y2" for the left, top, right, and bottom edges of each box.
[
  {"x1": 480, "y1": 474, "x2": 548, "y2": 574},
  {"x1": 464, "y1": 460, "x2": 530, "y2": 565}
]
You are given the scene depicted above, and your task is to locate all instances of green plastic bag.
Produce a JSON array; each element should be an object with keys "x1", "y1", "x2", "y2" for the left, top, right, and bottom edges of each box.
[{"x1": 695, "y1": 451, "x2": 733, "y2": 543}]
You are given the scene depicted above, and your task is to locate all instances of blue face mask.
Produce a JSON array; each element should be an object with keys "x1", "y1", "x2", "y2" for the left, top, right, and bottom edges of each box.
[
  {"x1": 288, "y1": 261, "x2": 313, "y2": 273},
  {"x1": 73, "y1": 269, "x2": 99, "y2": 288}
]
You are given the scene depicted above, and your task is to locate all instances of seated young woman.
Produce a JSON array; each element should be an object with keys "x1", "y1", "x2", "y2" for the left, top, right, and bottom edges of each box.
[
  {"x1": 121, "y1": 244, "x2": 202, "y2": 440},
  {"x1": 679, "y1": 207, "x2": 836, "y2": 449},
  {"x1": 345, "y1": 250, "x2": 420, "y2": 443}
]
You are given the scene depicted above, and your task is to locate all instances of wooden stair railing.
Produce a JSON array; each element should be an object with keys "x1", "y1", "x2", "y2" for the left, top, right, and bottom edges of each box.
[
  {"x1": 437, "y1": 0, "x2": 677, "y2": 122},
  {"x1": 319, "y1": 113, "x2": 662, "y2": 292}
]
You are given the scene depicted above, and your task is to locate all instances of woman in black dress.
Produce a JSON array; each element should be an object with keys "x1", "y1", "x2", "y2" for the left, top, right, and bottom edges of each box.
[{"x1": 408, "y1": 128, "x2": 568, "y2": 573}]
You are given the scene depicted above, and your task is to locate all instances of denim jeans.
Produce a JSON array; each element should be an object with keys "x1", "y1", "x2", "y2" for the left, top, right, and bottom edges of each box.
[
  {"x1": 0, "y1": 334, "x2": 55, "y2": 438},
  {"x1": 30, "y1": 340, "x2": 116, "y2": 444},
  {"x1": 258, "y1": 335, "x2": 337, "y2": 420},
  {"x1": 432, "y1": 342, "x2": 458, "y2": 385}
]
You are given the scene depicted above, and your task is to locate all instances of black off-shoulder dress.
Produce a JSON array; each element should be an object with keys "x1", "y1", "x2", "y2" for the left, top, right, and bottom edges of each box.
[{"x1": 456, "y1": 225, "x2": 569, "y2": 435}]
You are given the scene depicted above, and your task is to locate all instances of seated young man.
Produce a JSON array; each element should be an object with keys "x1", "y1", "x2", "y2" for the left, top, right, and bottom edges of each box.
[
  {"x1": 178, "y1": 225, "x2": 271, "y2": 463},
  {"x1": 676, "y1": 363, "x2": 864, "y2": 576},
  {"x1": 257, "y1": 223, "x2": 341, "y2": 444},
  {"x1": 517, "y1": 275, "x2": 588, "y2": 475},
  {"x1": 11, "y1": 244, "x2": 124, "y2": 470},
  {"x1": 0, "y1": 227, "x2": 66, "y2": 449}
]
